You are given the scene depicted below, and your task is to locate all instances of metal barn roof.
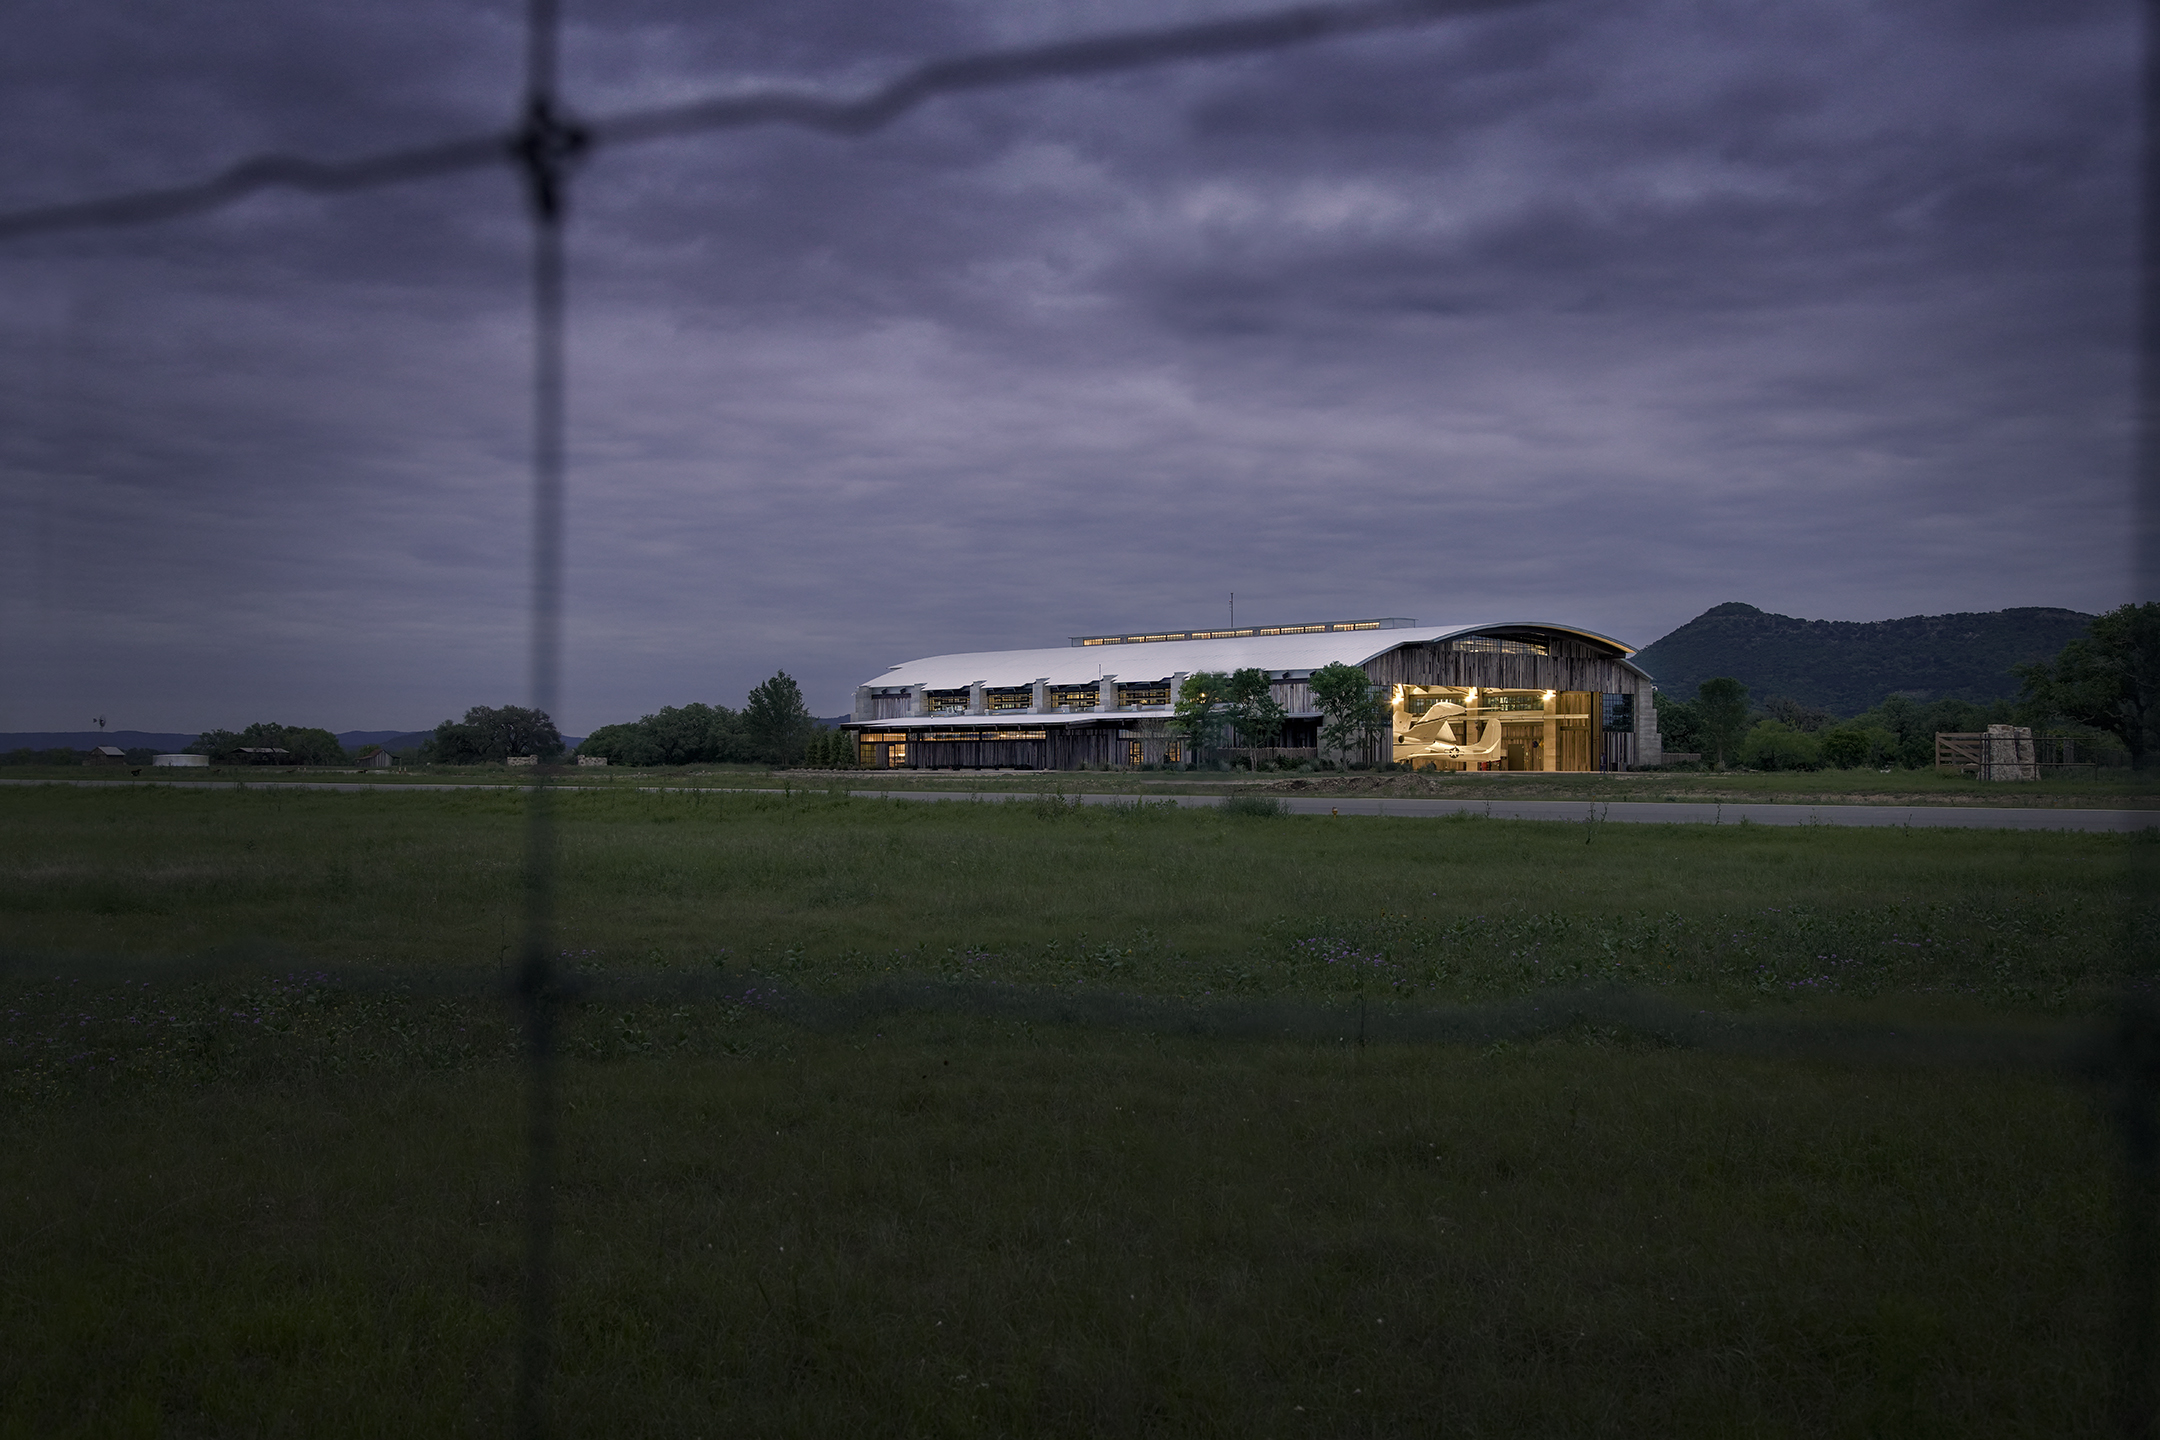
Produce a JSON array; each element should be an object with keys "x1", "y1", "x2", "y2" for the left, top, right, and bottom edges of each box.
[{"x1": 862, "y1": 621, "x2": 1641, "y2": 691}]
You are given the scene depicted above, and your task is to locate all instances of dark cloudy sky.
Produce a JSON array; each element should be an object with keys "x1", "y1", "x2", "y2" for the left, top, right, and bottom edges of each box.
[{"x1": 0, "y1": 0, "x2": 2137, "y2": 732}]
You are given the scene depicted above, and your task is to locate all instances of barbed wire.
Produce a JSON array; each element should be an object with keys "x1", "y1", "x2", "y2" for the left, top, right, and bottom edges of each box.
[
  {"x1": 0, "y1": 0, "x2": 1546, "y2": 242},
  {"x1": 1, "y1": 0, "x2": 2153, "y2": 1431}
]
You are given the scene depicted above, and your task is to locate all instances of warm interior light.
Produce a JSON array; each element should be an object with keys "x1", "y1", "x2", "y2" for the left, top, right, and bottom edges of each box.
[{"x1": 1544, "y1": 690, "x2": 1557, "y2": 701}]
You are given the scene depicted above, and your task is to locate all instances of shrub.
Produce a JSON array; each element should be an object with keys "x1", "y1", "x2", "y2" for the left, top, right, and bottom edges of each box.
[
  {"x1": 1738, "y1": 720, "x2": 1821, "y2": 771},
  {"x1": 1220, "y1": 795, "x2": 1286, "y2": 818},
  {"x1": 1818, "y1": 725, "x2": 1899, "y2": 769}
]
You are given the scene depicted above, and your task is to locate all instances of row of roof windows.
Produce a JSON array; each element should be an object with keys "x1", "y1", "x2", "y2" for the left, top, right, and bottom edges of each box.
[{"x1": 1070, "y1": 617, "x2": 1413, "y2": 647}]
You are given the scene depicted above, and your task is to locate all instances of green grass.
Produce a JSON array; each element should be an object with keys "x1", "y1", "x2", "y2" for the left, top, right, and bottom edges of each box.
[
  {"x1": 0, "y1": 785, "x2": 2145, "y2": 1013},
  {"x1": 0, "y1": 786, "x2": 2150, "y2": 1435},
  {"x1": 1, "y1": 1032, "x2": 2112, "y2": 1437}
]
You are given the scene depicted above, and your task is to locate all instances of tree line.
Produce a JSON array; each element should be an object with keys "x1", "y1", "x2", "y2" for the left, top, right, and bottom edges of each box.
[
  {"x1": 1655, "y1": 601, "x2": 2157, "y2": 770},
  {"x1": 576, "y1": 673, "x2": 827, "y2": 768},
  {"x1": 3, "y1": 672, "x2": 828, "y2": 771}
]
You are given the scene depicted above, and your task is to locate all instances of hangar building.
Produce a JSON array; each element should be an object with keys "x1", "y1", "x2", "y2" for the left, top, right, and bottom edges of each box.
[{"x1": 845, "y1": 617, "x2": 1662, "y2": 772}]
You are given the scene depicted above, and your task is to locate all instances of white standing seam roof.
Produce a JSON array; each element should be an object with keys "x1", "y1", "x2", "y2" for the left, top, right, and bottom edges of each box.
[{"x1": 860, "y1": 622, "x2": 1645, "y2": 692}]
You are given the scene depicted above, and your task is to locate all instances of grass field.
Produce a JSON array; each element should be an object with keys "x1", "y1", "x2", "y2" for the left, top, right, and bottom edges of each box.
[{"x1": 1, "y1": 784, "x2": 2152, "y2": 1435}]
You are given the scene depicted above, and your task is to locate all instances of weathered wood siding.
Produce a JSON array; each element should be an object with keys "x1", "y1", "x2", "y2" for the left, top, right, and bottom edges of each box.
[
  {"x1": 1361, "y1": 638, "x2": 1641, "y2": 694},
  {"x1": 1048, "y1": 726, "x2": 1129, "y2": 769},
  {"x1": 900, "y1": 737, "x2": 1047, "y2": 769}
]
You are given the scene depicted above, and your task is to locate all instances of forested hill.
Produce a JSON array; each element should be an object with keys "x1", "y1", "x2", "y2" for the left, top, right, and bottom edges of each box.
[{"x1": 1631, "y1": 602, "x2": 2094, "y2": 713}]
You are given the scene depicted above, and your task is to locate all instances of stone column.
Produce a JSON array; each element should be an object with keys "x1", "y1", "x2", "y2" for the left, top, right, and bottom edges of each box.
[
  {"x1": 852, "y1": 686, "x2": 873, "y2": 723},
  {"x1": 1983, "y1": 724, "x2": 2036, "y2": 781},
  {"x1": 909, "y1": 684, "x2": 928, "y2": 717},
  {"x1": 1031, "y1": 678, "x2": 1049, "y2": 714},
  {"x1": 968, "y1": 681, "x2": 986, "y2": 715},
  {"x1": 1635, "y1": 680, "x2": 1661, "y2": 769},
  {"x1": 1098, "y1": 675, "x2": 1118, "y2": 712}
]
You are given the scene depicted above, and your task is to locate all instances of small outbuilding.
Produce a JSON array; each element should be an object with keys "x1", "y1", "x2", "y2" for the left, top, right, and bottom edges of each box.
[{"x1": 86, "y1": 745, "x2": 128, "y2": 766}]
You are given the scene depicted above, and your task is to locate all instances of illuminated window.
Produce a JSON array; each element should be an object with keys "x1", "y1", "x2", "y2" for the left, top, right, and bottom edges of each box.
[
  {"x1": 888, "y1": 744, "x2": 906, "y2": 765},
  {"x1": 925, "y1": 688, "x2": 969, "y2": 715},
  {"x1": 1118, "y1": 681, "x2": 1171, "y2": 709},
  {"x1": 1128, "y1": 741, "x2": 1144, "y2": 766},
  {"x1": 1450, "y1": 634, "x2": 1548, "y2": 656},
  {"x1": 1049, "y1": 685, "x2": 1100, "y2": 711},
  {"x1": 987, "y1": 689, "x2": 1032, "y2": 712},
  {"x1": 1164, "y1": 742, "x2": 1181, "y2": 763}
]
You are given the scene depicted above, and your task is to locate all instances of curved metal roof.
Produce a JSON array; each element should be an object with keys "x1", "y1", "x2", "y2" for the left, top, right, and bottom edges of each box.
[{"x1": 862, "y1": 621, "x2": 1644, "y2": 691}]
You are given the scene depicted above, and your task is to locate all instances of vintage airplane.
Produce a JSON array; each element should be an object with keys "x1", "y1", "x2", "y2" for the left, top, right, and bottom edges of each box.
[{"x1": 1393, "y1": 693, "x2": 1591, "y2": 767}]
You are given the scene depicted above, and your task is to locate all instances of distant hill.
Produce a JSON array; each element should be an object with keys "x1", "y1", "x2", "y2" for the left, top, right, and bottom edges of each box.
[
  {"x1": 0, "y1": 728, "x2": 584, "y2": 756},
  {"x1": 1631, "y1": 602, "x2": 2095, "y2": 714},
  {"x1": 1, "y1": 731, "x2": 199, "y2": 752}
]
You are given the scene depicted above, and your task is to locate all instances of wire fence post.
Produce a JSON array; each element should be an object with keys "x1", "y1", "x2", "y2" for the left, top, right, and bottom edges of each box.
[
  {"x1": 2127, "y1": 4, "x2": 2160, "y2": 1427},
  {"x1": 510, "y1": 1, "x2": 587, "y2": 1434},
  {"x1": 2116, "y1": 1001, "x2": 2160, "y2": 1440}
]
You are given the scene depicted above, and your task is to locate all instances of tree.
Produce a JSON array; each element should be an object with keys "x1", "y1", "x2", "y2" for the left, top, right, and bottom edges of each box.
[
  {"x1": 192, "y1": 722, "x2": 346, "y2": 765},
  {"x1": 1696, "y1": 677, "x2": 1749, "y2": 768},
  {"x1": 1223, "y1": 668, "x2": 1286, "y2": 767},
  {"x1": 1171, "y1": 671, "x2": 1231, "y2": 764},
  {"x1": 577, "y1": 703, "x2": 746, "y2": 766},
  {"x1": 282, "y1": 726, "x2": 344, "y2": 765},
  {"x1": 1760, "y1": 696, "x2": 1834, "y2": 732},
  {"x1": 424, "y1": 705, "x2": 562, "y2": 763},
  {"x1": 1652, "y1": 692, "x2": 1705, "y2": 757},
  {"x1": 744, "y1": 672, "x2": 815, "y2": 767},
  {"x1": 800, "y1": 727, "x2": 857, "y2": 769},
  {"x1": 1309, "y1": 661, "x2": 1386, "y2": 766},
  {"x1": 1817, "y1": 725, "x2": 1896, "y2": 769},
  {"x1": 1738, "y1": 719, "x2": 1821, "y2": 771},
  {"x1": 2016, "y1": 602, "x2": 2160, "y2": 768},
  {"x1": 1846, "y1": 691, "x2": 2014, "y2": 769}
]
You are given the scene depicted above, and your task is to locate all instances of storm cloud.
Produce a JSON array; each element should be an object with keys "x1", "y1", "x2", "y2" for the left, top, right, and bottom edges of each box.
[{"x1": 0, "y1": 0, "x2": 2136, "y2": 731}]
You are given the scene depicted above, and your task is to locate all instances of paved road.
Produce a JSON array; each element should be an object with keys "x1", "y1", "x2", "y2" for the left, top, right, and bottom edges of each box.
[
  {"x1": 858, "y1": 789, "x2": 2151, "y2": 832},
  {"x1": 7, "y1": 776, "x2": 2148, "y2": 832}
]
